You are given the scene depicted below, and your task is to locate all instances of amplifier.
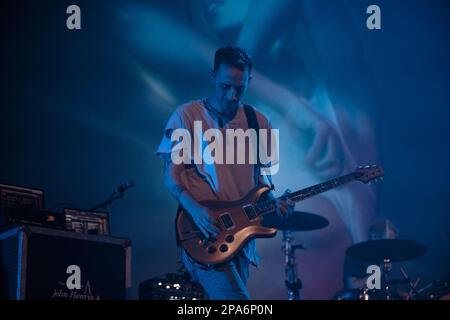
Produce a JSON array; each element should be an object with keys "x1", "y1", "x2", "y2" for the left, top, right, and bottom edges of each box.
[
  {"x1": 0, "y1": 224, "x2": 131, "y2": 300},
  {"x1": 64, "y1": 208, "x2": 110, "y2": 236},
  {"x1": 0, "y1": 184, "x2": 45, "y2": 227},
  {"x1": 0, "y1": 207, "x2": 65, "y2": 229},
  {"x1": 0, "y1": 184, "x2": 44, "y2": 210}
]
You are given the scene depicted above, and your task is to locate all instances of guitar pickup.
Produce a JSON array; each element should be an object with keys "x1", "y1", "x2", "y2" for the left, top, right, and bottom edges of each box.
[
  {"x1": 243, "y1": 205, "x2": 258, "y2": 220},
  {"x1": 219, "y1": 213, "x2": 234, "y2": 229}
]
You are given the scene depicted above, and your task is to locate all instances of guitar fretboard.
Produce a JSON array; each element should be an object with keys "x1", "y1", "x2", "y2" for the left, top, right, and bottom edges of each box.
[{"x1": 255, "y1": 172, "x2": 361, "y2": 216}]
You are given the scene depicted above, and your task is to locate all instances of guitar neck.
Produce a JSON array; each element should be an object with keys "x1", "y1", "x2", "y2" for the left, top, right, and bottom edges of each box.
[{"x1": 255, "y1": 172, "x2": 360, "y2": 216}]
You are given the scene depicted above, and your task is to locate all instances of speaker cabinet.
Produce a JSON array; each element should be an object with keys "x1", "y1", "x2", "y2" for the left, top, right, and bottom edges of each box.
[{"x1": 0, "y1": 224, "x2": 131, "y2": 300}]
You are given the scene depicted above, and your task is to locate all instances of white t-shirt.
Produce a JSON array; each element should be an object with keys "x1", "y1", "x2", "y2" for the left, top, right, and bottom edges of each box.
[{"x1": 157, "y1": 99, "x2": 273, "y2": 266}]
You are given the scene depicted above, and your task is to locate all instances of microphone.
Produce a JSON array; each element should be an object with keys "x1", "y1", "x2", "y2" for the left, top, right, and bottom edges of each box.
[
  {"x1": 90, "y1": 180, "x2": 135, "y2": 211},
  {"x1": 116, "y1": 180, "x2": 134, "y2": 196}
]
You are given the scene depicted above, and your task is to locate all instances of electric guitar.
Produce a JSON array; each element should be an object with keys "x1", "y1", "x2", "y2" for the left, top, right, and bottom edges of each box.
[{"x1": 176, "y1": 165, "x2": 384, "y2": 265}]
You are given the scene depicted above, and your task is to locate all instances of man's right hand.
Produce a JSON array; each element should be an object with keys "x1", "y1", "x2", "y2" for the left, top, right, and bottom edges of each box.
[
  {"x1": 188, "y1": 205, "x2": 220, "y2": 239},
  {"x1": 162, "y1": 159, "x2": 221, "y2": 240},
  {"x1": 178, "y1": 191, "x2": 220, "y2": 239}
]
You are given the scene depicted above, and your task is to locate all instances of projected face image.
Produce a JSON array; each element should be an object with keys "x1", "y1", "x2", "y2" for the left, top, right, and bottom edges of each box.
[
  {"x1": 188, "y1": 0, "x2": 251, "y2": 34},
  {"x1": 116, "y1": 0, "x2": 380, "y2": 299}
]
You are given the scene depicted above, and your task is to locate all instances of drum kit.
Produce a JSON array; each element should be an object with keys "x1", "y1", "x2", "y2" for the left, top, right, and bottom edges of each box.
[{"x1": 262, "y1": 211, "x2": 449, "y2": 300}]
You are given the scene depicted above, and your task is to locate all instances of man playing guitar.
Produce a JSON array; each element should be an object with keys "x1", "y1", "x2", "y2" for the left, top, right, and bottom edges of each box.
[{"x1": 156, "y1": 46, "x2": 295, "y2": 300}]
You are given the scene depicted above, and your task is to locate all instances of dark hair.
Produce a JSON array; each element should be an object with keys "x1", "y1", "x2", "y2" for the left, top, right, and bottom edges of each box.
[{"x1": 213, "y1": 46, "x2": 253, "y2": 73}]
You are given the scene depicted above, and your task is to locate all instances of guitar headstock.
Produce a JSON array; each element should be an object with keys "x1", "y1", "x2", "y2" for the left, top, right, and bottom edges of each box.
[{"x1": 355, "y1": 165, "x2": 385, "y2": 184}]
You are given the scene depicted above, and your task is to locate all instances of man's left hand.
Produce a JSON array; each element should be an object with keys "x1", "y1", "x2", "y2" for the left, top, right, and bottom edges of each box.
[{"x1": 275, "y1": 189, "x2": 295, "y2": 218}]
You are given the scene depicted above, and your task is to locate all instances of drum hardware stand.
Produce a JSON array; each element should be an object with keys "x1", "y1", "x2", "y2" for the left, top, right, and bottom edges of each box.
[
  {"x1": 400, "y1": 267, "x2": 421, "y2": 300},
  {"x1": 282, "y1": 230, "x2": 304, "y2": 300},
  {"x1": 382, "y1": 258, "x2": 394, "y2": 300}
]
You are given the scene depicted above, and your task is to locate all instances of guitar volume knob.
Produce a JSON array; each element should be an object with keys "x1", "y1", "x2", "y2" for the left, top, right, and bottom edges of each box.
[
  {"x1": 219, "y1": 244, "x2": 228, "y2": 252},
  {"x1": 225, "y1": 235, "x2": 234, "y2": 243}
]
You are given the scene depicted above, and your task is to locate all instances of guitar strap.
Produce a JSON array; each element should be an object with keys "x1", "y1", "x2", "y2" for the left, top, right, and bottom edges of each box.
[{"x1": 243, "y1": 104, "x2": 275, "y2": 191}]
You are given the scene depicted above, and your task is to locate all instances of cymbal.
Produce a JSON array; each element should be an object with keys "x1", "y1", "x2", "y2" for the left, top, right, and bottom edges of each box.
[
  {"x1": 261, "y1": 211, "x2": 329, "y2": 231},
  {"x1": 346, "y1": 239, "x2": 427, "y2": 263}
]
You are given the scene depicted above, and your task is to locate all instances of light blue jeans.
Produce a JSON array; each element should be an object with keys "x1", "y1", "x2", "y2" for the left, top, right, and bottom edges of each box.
[{"x1": 181, "y1": 248, "x2": 251, "y2": 300}]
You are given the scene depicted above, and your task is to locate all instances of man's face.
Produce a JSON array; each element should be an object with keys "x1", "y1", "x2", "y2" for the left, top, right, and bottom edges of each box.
[{"x1": 213, "y1": 63, "x2": 250, "y2": 113}]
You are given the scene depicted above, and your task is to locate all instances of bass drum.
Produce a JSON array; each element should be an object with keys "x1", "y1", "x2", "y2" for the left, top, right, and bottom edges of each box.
[
  {"x1": 414, "y1": 277, "x2": 450, "y2": 300},
  {"x1": 439, "y1": 293, "x2": 450, "y2": 300},
  {"x1": 428, "y1": 280, "x2": 450, "y2": 300}
]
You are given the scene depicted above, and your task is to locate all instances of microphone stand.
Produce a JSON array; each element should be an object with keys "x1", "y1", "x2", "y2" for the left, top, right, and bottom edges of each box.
[{"x1": 90, "y1": 188, "x2": 128, "y2": 211}]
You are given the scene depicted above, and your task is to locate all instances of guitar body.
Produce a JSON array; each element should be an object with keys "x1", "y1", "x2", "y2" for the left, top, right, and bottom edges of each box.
[{"x1": 176, "y1": 185, "x2": 277, "y2": 265}]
